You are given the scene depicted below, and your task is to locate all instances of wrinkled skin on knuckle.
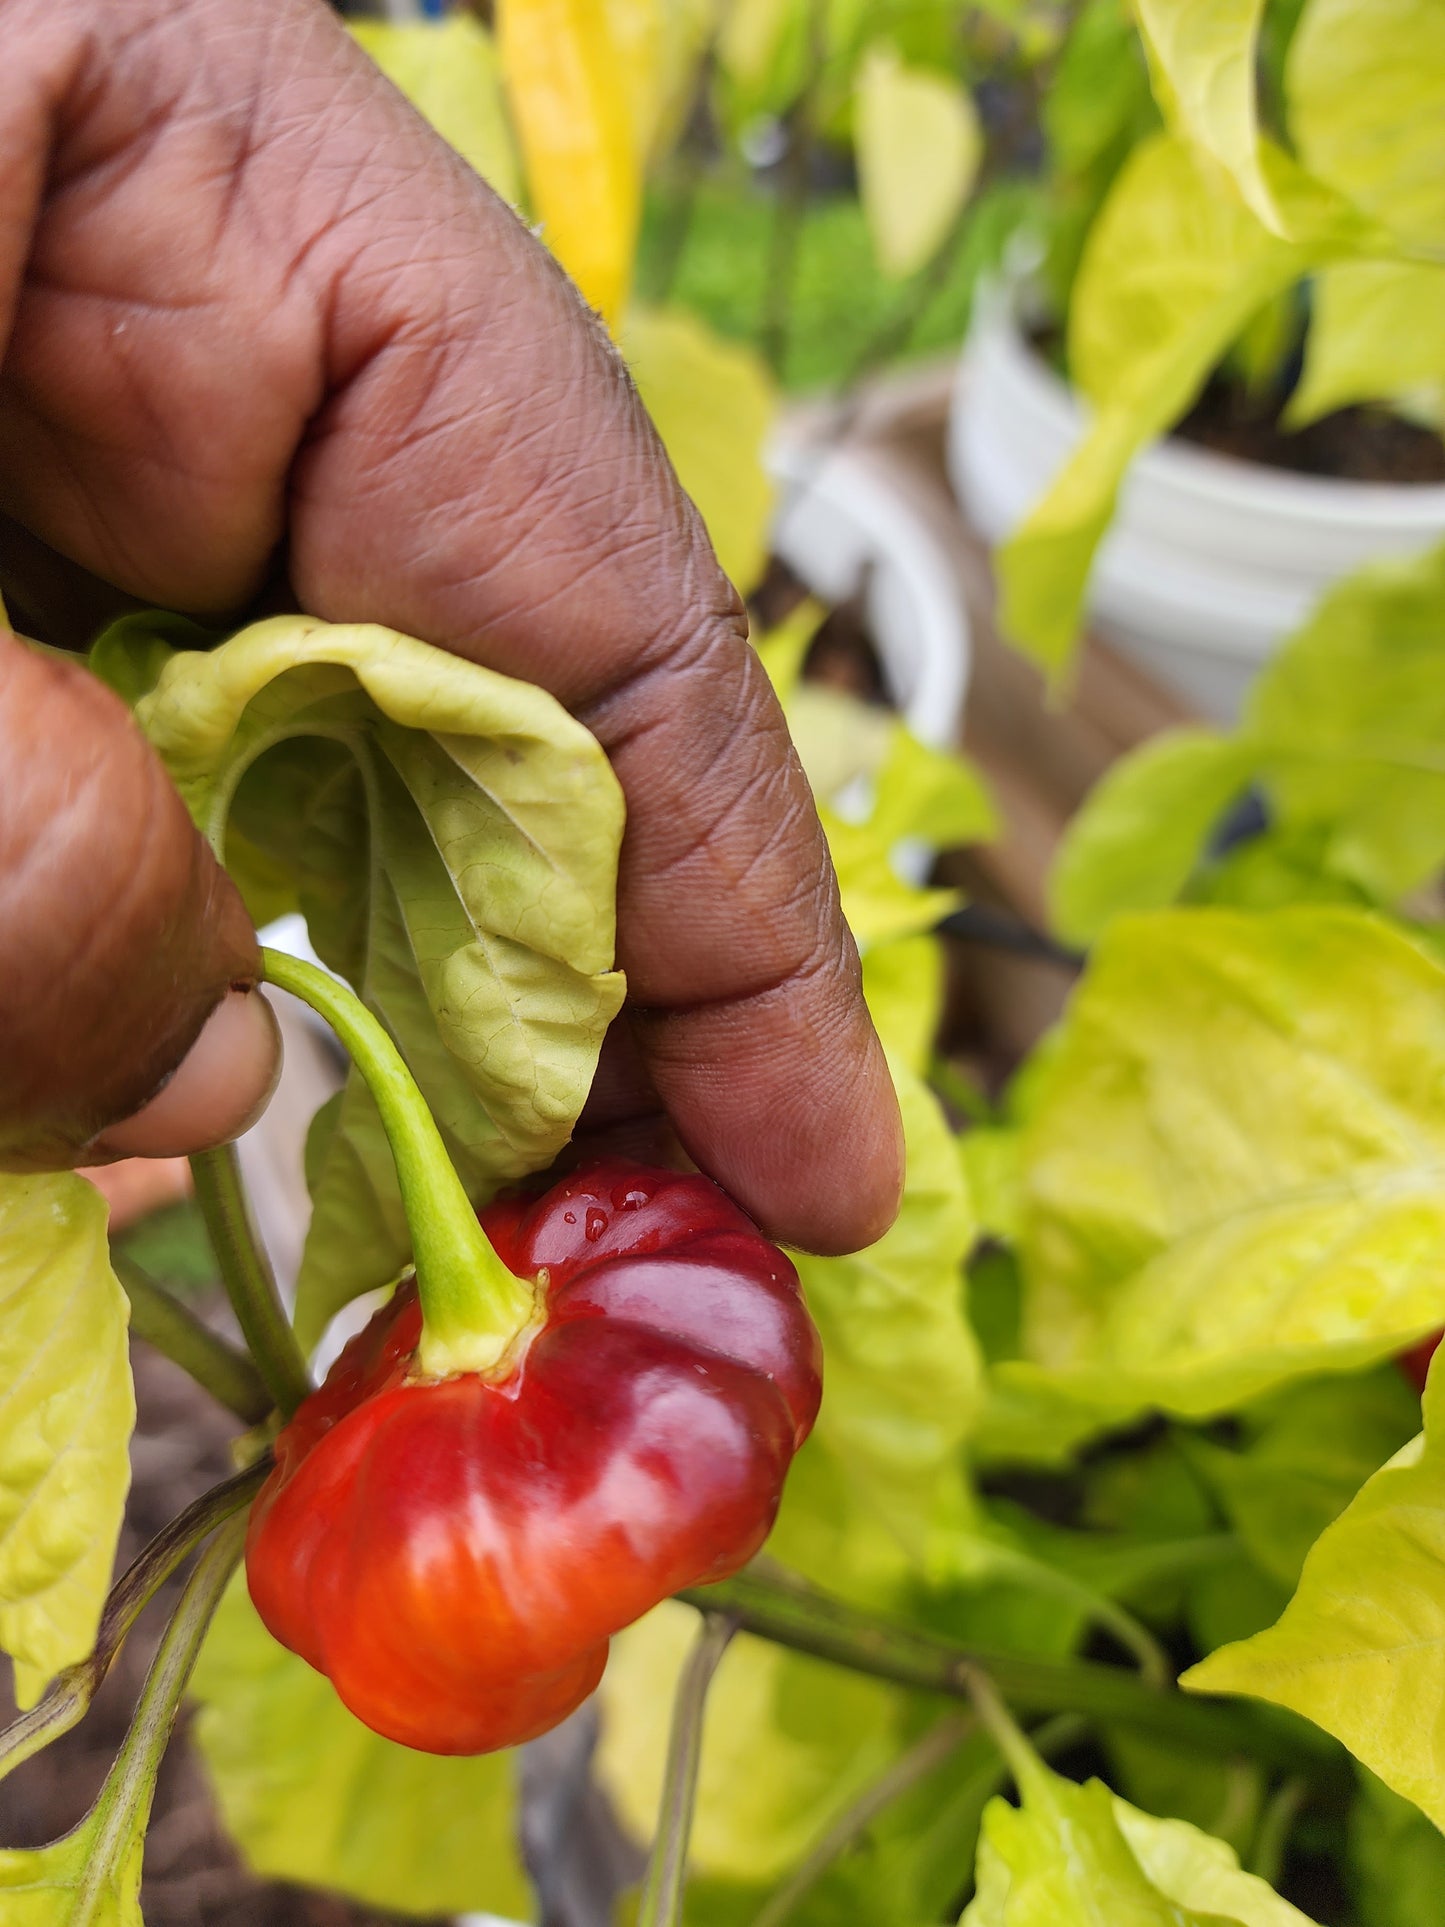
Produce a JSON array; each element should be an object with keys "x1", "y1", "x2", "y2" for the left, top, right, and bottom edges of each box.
[
  {"x1": 0, "y1": 634, "x2": 258, "y2": 1169},
  {"x1": 0, "y1": 0, "x2": 338, "y2": 612}
]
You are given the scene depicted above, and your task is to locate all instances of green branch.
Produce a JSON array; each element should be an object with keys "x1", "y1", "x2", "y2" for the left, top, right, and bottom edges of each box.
[
  {"x1": 637, "y1": 1613, "x2": 737, "y2": 1927},
  {"x1": 75, "y1": 1511, "x2": 247, "y2": 1917},
  {"x1": 189, "y1": 1143, "x2": 311, "y2": 1418},
  {"x1": 678, "y1": 1565, "x2": 1341, "y2": 1779},
  {"x1": 114, "y1": 1253, "x2": 270, "y2": 1423}
]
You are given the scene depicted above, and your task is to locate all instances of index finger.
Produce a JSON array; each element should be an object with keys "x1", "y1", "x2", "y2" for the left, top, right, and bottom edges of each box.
[{"x1": 285, "y1": 40, "x2": 904, "y2": 1253}]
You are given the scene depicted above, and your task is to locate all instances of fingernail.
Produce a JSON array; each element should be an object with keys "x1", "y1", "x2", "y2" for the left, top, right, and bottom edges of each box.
[{"x1": 91, "y1": 989, "x2": 283, "y2": 1159}]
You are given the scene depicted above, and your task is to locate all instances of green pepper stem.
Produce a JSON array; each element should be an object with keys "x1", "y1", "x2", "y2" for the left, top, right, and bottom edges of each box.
[
  {"x1": 260, "y1": 948, "x2": 539, "y2": 1379},
  {"x1": 190, "y1": 1144, "x2": 312, "y2": 1416}
]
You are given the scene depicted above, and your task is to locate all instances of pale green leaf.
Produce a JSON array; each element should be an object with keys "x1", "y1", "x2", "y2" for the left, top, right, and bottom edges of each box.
[
  {"x1": 1050, "y1": 729, "x2": 1255, "y2": 945},
  {"x1": 1135, "y1": 0, "x2": 1276, "y2": 229},
  {"x1": 1006, "y1": 907, "x2": 1445, "y2": 1421},
  {"x1": 1246, "y1": 541, "x2": 1445, "y2": 901},
  {"x1": 1290, "y1": 260, "x2": 1445, "y2": 426},
  {"x1": 792, "y1": 1059, "x2": 982, "y2": 1559},
  {"x1": 191, "y1": 1576, "x2": 530, "y2": 1918},
  {"x1": 822, "y1": 805, "x2": 961, "y2": 951},
  {"x1": 623, "y1": 304, "x2": 776, "y2": 594},
  {"x1": 862, "y1": 932, "x2": 945, "y2": 1074},
  {"x1": 0, "y1": 1817, "x2": 141, "y2": 1926},
  {"x1": 1287, "y1": 0, "x2": 1445, "y2": 256},
  {"x1": 1182, "y1": 1385, "x2": 1445, "y2": 1823},
  {"x1": 788, "y1": 690, "x2": 993, "y2": 953},
  {"x1": 595, "y1": 1599, "x2": 903, "y2": 1882},
  {"x1": 868, "y1": 723, "x2": 997, "y2": 852},
  {"x1": 350, "y1": 15, "x2": 522, "y2": 204},
  {"x1": 963, "y1": 1753, "x2": 1317, "y2": 1924},
  {"x1": 960, "y1": 1126, "x2": 1023, "y2": 1246},
  {"x1": 1112, "y1": 1796, "x2": 1318, "y2": 1923},
  {"x1": 855, "y1": 42, "x2": 981, "y2": 279},
  {"x1": 127, "y1": 615, "x2": 625, "y2": 1345},
  {"x1": 1055, "y1": 542, "x2": 1445, "y2": 920},
  {"x1": 0, "y1": 1174, "x2": 133, "y2": 1708},
  {"x1": 1349, "y1": 1767, "x2": 1445, "y2": 1927},
  {"x1": 999, "y1": 136, "x2": 1329, "y2": 672}
]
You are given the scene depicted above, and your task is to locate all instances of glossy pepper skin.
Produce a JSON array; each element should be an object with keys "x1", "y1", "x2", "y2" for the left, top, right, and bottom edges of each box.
[{"x1": 245, "y1": 1159, "x2": 822, "y2": 1754}]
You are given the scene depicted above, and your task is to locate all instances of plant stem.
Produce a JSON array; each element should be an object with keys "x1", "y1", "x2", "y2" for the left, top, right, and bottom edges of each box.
[
  {"x1": 753, "y1": 1713, "x2": 974, "y2": 1927},
  {"x1": 73, "y1": 1512, "x2": 246, "y2": 1924},
  {"x1": 677, "y1": 1566, "x2": 1340, "y2": 1778},
  {"x1": 759, "y1": 0, "x2": 826, "y2": 376},
  {"x1": 260, "y1": 948, "x2": 538, "y2": 1380},
  {"x1": 0, "y1": 1459, "x2": 268, "y2": 1784},
  {"x1": 637, "y1": 1613, "x2": 737, "y2": 1927},
  {"x1": 1248, "y1": 1776, "x2": 1307, "y2": 1888},
  {"x1": 963, "y1": 1665, "x2": 1041, "y2": 1790},
  {"x1": 114, "y1": 1253, "x2": 271, "y2": 1423},
  {"x1": 189, "y1": 1143, "x2": 311, "y2": 1417}
]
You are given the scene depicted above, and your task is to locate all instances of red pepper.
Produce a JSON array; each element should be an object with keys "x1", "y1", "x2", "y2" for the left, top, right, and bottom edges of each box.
[
  {"x1": 1399, "y1": 1329, "x2": 1441, "y2": 1394},
  {"x1": 245, "y1": 1159, "x2": 821, "y2": 1755}
]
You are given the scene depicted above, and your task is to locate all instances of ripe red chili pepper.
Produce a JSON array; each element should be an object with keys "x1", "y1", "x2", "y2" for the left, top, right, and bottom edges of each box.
[
  {"x1": 1399, "y1": 1329, "x2": 1442, "y2": 1394},
  {"x1": 246, "y1": 1159, "x2": 821, "y2": 1754}
]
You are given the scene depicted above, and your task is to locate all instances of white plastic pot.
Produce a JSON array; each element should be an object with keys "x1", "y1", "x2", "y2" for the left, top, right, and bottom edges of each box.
[
  {"x1": 948, "y1": 292, "x2": 1445, "y2": 720},
  {"x1": 768, "y1": 428, "x2": 971, "y2": 749}
]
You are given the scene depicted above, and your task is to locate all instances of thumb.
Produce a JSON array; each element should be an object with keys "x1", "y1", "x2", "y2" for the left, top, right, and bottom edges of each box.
[{"x1": 0, "y1": 628, "x2": 279, "y2": 1171}]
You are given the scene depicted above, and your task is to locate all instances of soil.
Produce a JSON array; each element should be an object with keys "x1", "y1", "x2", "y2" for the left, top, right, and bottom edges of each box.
[
  {"x1": 1177, "y1": 377, "x2": 1445, "y2": 484},
  {"x1": 1025, "y1": 322, "x2": 1445, "y2": 484},
  {"x1": 0, "y1": 1335, "x2": 442, "y2": 1927}
]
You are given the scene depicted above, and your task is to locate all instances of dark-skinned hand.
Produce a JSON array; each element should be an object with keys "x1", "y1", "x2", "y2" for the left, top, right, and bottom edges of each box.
[{"x1": 0, "y1": 0, "x2": 903, "y2": 1254}]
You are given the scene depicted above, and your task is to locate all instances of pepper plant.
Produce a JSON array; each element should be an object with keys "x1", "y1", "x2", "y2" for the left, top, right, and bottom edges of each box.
[
  {"x1": 997, "y1": 0, "x2": 1445, "y2": 671},
  {"x1": 7, "y1": 6, "x2": 1445, "y2": 1926}
]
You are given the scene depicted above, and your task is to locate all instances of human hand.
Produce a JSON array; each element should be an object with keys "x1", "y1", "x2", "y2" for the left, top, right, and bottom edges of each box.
[{"x1": 0, "y1": 0, "x2": 902, "y2": 1252}]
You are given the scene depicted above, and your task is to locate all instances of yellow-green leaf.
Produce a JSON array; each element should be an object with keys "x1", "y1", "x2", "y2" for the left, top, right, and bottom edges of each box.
[
  {"x1": 1050, "y1": 728, "x2": 1255, "y2": 945},
  {"x1": 0, "y1": 1174, "x2": 133, "y2": 1709},
  {"x1": 964, "y1": 1746, "x2": 1318, "y2": 1924},
  {"x1": 1134, "y1": 0, "x2": 1276, "y2": 229},
  {"x1": 862, "y1": 932, "x2": 945, "y2": 1074},
  {"x1": 855, "y1": 42, "x2": 981, "y2": 279},
  {"x1": 497, "y1": 0, "x2": 641, "y2": 326},
  {"x1": 792, "y1": 1059, "x2": 982, "y2": 1557},
  {"x1": 623, "y1": 305, "x2": 776, "y2": 594},
  {"x1": 127, "y1": 615, "x2": 625, "y2": 1345},
  {"x1": 0, "y1": 1804, "x2": 142, "y2": 1926},
  {"x1": 1289, "y1": 260, "x2": 1445, "y2": 426},
  {"x1": 191, "y1": 1577, "x2": 531, "y2": 1918},
  {"x1": 999, "y1": 136, "x2": 1329, "y2": 673},
  {"x1": 1183, "y1": 1350, "x2": 1445, "y2": 1828},
  {"x1": 1007, "y1": 907, "x2": 1445, "y2": 1422},
  {"x1": 1288, "y1": 0, "x2": 1445, "y2": 257},
  {"x1": 349, "y1": 15, "x2": 522, "y2": 203}
]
